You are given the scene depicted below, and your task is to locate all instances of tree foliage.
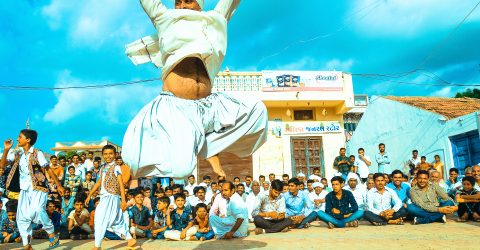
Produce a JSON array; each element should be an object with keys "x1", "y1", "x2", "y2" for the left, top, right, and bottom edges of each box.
[{"x1": 455, "y1": 88, "x2": 480, "y2": 99}]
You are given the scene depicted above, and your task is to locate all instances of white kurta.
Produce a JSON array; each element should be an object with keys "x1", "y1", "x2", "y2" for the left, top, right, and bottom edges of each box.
[{"x1": 209, "y1": 193, "x2": 248, "y2": 238}]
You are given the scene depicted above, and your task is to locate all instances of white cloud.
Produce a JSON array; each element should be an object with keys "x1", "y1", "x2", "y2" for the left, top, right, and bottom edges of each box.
[
  {"x1": 430, "y1": 86, "x2": 455, "y2": 97},
  {"x1": 351, "y1": 0, "x2": 480, "y2": 36},
  {"x1": 41, "y1": 0, "x2": 149, "y2": 47},
  {"x1": 43, "y1": 70, "x2": 160, "y2": 124},
  {"x1": 325, "y1": 59, "x2": 354, "y2": 71}
]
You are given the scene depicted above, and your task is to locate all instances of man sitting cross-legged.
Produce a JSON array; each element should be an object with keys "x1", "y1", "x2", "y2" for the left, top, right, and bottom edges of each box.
[
  {"x1": 317, "y1": 176, "x2": 363, "y2": 229},
  {"x1": 407, "y1": 170, "x2": 457, "y2": 224},
  {"x1": 283, "y1": 178, "x2": 317, "y2": 229},
  {"x1": 252, "y1": 180, "x2": 292, "y2": 234},
  {"x1": 364, "y1": 173, "x2": 407, "y2": 226}
]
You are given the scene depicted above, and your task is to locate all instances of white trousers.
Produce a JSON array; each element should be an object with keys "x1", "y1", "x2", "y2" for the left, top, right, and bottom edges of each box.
[
  {"x1": 164, "y1": 226, "x2": 198, "y2": 241},
  {"x1": 18, "y1": 189, "x2": 53, "y2": 246},
  {"x1": 94, "y1": 194, "x2": 132, "y2": 247}
]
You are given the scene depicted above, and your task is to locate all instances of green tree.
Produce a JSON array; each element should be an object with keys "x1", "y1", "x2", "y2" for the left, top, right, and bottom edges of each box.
[
  {"x1": 58, "y1": 150, "x2": 79, "y2": 159},
  {"x1": 455, "y1": 88, "x2": 480, "y2": 99}
]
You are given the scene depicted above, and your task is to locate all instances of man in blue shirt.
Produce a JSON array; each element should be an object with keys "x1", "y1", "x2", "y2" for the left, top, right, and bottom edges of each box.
[
  {"x1": 317, "y1": 176, "x2": 363, "y2": 228},
  {"x1": 283, "y1": 178, "x2": 317, "y2": 228},
  {"x1": 375, "y1": 143, "x2": 391, "y2": 173},
  {"x1": 387, "y1": 170, "x2": 411, "y2": 207}
]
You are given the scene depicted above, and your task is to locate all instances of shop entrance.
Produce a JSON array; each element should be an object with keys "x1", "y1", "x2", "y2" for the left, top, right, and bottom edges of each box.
[{"x1": 290, "y1": 137, "x2": 324, "y2": 177}]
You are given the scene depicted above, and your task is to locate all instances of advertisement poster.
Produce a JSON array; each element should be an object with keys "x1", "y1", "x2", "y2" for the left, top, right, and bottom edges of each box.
[{"x1": 262, "y1": 70, "x2": 344, "y2": 92}]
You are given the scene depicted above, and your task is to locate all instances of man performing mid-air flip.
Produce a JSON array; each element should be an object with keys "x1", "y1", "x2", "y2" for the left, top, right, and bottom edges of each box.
[{"x1": 123, "y1": 0, "x2": 268, "y2": 179}]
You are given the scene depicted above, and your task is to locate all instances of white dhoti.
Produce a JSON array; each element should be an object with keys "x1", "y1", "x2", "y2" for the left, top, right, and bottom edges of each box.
[
  {"x1": 164, "y1": 226, "x2": 198, "y2": 241},
  {"x1": 17, "y1": 189, "x2": 53, "y2": 246},
  {"x1": 94, "y1": 194, "x2": 132, "y2": 247},
  {"x1": 122, "y1": 91, "x2": 268, "y2": 178}
]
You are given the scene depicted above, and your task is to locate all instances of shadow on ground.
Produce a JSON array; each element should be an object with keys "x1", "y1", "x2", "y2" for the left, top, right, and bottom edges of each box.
[{"x1": 193, "y1": 238, "x2": 267, "y2": 250}]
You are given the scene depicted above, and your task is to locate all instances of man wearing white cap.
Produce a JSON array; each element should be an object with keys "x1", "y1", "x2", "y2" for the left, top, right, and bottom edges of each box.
[
  {"x1": 308, "y1": 182, "x2": 328, "y2": 212},
  {"x1": 123, "y1": 0, "x2": 268, "y2": 182},
  {"x1": 343, "y1": 173, "x2": 366, "y2": 210}
]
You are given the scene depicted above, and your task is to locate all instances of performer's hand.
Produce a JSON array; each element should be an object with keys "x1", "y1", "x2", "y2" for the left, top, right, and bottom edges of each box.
[
  {"x1": 121, "y1": 201, "x2": 128, "y2": 211},
  {"x1": 3, "y1": 139, "x2": 13, "y2": 151},
  {"x1": 57, "y1": 186, "x2": 65, "y2": 197},
  {"x1": 84, "y1": 196, "x2": 91, "y2": 207},
  {"x1": 224, "y1": 231, "x2": 234, "y2": 239}
]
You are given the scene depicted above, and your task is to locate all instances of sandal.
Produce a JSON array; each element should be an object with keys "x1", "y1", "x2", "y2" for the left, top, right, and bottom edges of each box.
[{"x1": 48, "y1": 234, "x2": 60, "y2": 249}]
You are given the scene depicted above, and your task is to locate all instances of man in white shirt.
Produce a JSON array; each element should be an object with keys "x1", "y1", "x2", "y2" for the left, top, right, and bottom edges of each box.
[
  {"x1": 354, "y1": 148, "x2": 371, "y2": 184},
  {"x1": 184, "y1": 174, "x2": 197, "y2": 197},
  {"x1": 243, "y1": 175, "x2": 253, "y2": 195},
  {"x1": 308, "y1": 167, "x2": 322, "y2": 183},
  {"x1": 246, "y1": 181, "x2": 262, "y2": 222},
  {"x1": 365, "y1": 173, "x2": 407, "y2": 225},
  {"x1": 308, "y1": 182, "x2": 328, "y2": 212},
  {"x1": 343, "y1": 173, "x2": 366, "y2": 210},
  {"x1": 70, "y1": 154, "x2": 86, "y2": 182},
  {"x1": 188, "y1": 186, "x2": 211, "y2": 209},
  {"x1": 83, "y1": 151, "x2": 95, "y2": 172},
  {"x1": 407, "y1": 150, "x2": 421, "y2": 175}
]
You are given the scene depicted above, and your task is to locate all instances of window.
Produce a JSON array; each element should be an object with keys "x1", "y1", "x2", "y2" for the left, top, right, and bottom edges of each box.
[
  {"x1": 354, "y1": 95, "x2": 368, "y2": 106},
  {"x1": 294, "y1": 110, "x2": 314, "y2": 120}
]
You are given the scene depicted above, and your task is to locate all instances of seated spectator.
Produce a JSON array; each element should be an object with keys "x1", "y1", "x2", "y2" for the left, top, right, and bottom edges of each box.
[
  {"x1": 343, "y1": 173, "x2": 366, "y2": 210},
  {"x1": 308, "y1": 168, "x2": 322, "y2": 183},
  {"x1": 246, "y1": 181, "x2": 262, "y2": 222},
  {"x1": 268, "y1": 173, "x2": 276, "y2": 183},
  {"x1": 129, "y1": 191, "x2": 153, "y2": 239},
  {"x1": 189, "y1": 186, "x2": 211, "y2": 209},
  {"x1": 191, "y1": 203, "x2": 214, "y2": 241},
  {"x1": 252, "y1": 179, "x2": 292, "y2": 234},
  {"x1": 364, "y1": 173, "x2": 407, "y2": 226},
  {"x1": 282, "y1": 174, "x2": 289, "y2": 184},
  {"x1": 236, "y1": 184, "x2": 247, "y2": 202},
  {"x1": 317, "y1": 176, "x2": 363, "y2": 229},
  {"x1": 209, "y1": 182, "x2": 228, "y2": 218},
  {"x1": 321, "y1": 178, "x2": 332, "y2": 192},
  {"x1": 387, "y1": 170, "x2": 411, "y2": 207},
  {"x1": 165, "y1": 193, "x2": 196, "y2": 241},
  {"x1": 209, "y1": 182, "x2": 249, "y2": 239},
  {"x1": 297, "y1": 173, "x2": 306, "y2": 187},
  {"x1": 306, "y1": 180, "x2": 314, "y2": 193},
  {"x1": 65, "y1": 166, "x2": 81, "y2": 198},
  {"x1": 151, "y1": 196, "x2": 171, "y2": 240},
  {"x1": 430, "y1": 170, "x2": 448, "y2": 193},
  {"x1": 445, "y1": 168, "x2": 461, "y2": 198},
  {"x1": 68, "y1": 198, "x2": 92, "y2": 240},
  {"x1": 233, "y1": 177, "x2": 241, "y2": 187},
  {"x1": 407, "y1": 170, "x2": 457, "y2": 224},
  {"x1": 243, "y1": 175, "x2": 253, "y2": 194},
  {"x1": 82, "y1": 171, "x2": 95, "y2": 194},
  {"x1": 417, "y1": 156, "x2": 432, "y2": 171},
  {"x1": 455, "y1": 176, "x2": 480, "y2": 222},
  {"x1": 33, "y1": 200, "x2": 62, "y2": 239},
  {"x1": 202, "y1": 175, "x2": 212, "y2": 189},
  {"x1": 282, "y1": 183, "x2": 289, "y2": 193},
  {"x1": 0, "y1": 198, "x2": 7, "y2": 223},
  {"x1": 308, "y1": 182, "x2": 327, "y2": 212},
  {"x1": 185, "y1": 175, "x2": 197, "y2": 198},
  {"x1": 151, "y1": 188, "x2": 166, "y2": 214},
  {"x1": 61, "y1": 187, "x2": 74, "y2": 226},
  {"x1": 0, "y1": 200, "x2": 21, "y2": 243},
  {"x1": 284, "y1": 178, "x2": 317, "y2": 229},
  {"x1": 262, "y1": 181, "x2": 270, "y2": 194},
  {"x1": 366, "y1": 178, "x2": 375, "y2": 191}
]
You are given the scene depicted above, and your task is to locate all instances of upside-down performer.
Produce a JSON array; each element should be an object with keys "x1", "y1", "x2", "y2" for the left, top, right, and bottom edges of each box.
[{"x1": 123, "y1": 0, "x2": 268, "y2": 179}]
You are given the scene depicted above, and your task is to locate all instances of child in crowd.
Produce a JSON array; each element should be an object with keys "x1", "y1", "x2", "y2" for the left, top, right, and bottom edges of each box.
[
  {"x1": 164, "y1": 193, "x2": 197, "y2": 241},
  {"x1": 191, "y1": 203, "x2": 214, "y2": 241},
  {"x1": 68, "y1": 198, "x2": 92, "y2": 240},
  {"x1": 456, "y1": 176, "x2": 480, "y2": 222},
  {"x1": 151, "y1": 188, "x2": 165, "y2": 214},
  {"x1": 85, "y1": 145, "x2": 135, "y2": 250},
  {"x1": 0, "y1": 199, "x2": 7, "y2": 222},
  {"x1": 129, "y1": 191, "x2": 153, "y2": 239},
  {"x1": 83, "y1": 171, "x2": 95, "y2": 193},
  {"x1": 152, "y1": 196, "x2": 171, "y2": 240},
  {"x1": 66, "y1": 166, "x2": 81, "y2": 198},
  {"x1": 0, "y1": 200, "x2": 21, "y2": 243}
]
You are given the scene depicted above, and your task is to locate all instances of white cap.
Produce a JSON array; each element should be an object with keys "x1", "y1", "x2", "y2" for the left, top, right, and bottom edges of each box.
[
  {"x1": 312, "y1": 182, "x2": 324, "y2": 189},
  {"x1": 198, "y1": 182, "x2": 207, "y2": 187},
  {"x1": 347, "y1": 172, "x2": 360, "y2": 182},
  {"x1": 297, "y1": 173, "x2": 306, "y2": 178}
]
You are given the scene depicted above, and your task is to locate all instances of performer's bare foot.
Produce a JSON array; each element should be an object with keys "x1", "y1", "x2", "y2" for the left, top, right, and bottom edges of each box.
[
  {"x1": 207, "y1": 155, "x2": 226, "y2": 177},
  {"x1": 127, "y1": 238, "x2": 136, "y2": 248}
]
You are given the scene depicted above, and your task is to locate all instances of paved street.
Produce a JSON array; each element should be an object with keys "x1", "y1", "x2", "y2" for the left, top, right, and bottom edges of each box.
[{"x1": 5, "y1": 220, "x2": 479, "y2": 250}]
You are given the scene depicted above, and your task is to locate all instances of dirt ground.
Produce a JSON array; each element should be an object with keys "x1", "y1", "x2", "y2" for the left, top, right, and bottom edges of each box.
[{"x1": 4, "y1": 220, "x2": 479, "y2": 250}]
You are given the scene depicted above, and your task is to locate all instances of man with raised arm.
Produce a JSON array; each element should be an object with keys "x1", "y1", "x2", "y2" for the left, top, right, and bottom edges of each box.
[{"x1": 123, "y1": 0, "x2": 267, "y2": 180}]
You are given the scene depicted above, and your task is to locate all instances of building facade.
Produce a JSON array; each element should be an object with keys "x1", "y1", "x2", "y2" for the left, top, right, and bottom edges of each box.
[
  {"x1": 51, "y1": 140, "x2": 121, "y2": 158},
  {"x1": 197, "y1": 70, "x2": 358, "y2": 181},
  {"x1": 347, "y1": 96, "x2": 480, "y2": 178}
]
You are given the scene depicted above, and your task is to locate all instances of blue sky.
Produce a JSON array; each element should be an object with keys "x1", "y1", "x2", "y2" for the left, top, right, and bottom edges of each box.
[{"x1": 1, "y1": 0, "x2": 480, "y2": 153}]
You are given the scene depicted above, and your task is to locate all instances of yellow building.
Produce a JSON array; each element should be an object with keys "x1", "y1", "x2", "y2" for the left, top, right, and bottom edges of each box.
[{"x1": 197, "y1": 70, "x2": 359, "y2": 180}]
